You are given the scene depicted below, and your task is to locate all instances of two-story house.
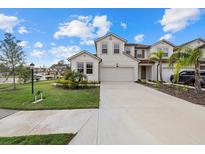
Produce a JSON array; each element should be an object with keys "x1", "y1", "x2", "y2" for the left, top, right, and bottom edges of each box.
[{"x1": 68, "y1": 32, "x2": 205, "y2": 82}]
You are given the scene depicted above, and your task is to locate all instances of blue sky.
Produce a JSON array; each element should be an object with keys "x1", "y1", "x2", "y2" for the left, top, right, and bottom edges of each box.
[{"x1": 0, "y1": 8, "x2": 205, "y2": 67}]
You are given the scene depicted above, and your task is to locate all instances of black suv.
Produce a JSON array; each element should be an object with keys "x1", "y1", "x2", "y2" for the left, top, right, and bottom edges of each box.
[{"x1": 170, "y1": 70, "x2": 205, "y2": 87}]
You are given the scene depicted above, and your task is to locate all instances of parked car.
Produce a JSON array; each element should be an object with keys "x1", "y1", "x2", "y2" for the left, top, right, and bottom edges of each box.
[
  {"x1": 170, "y1": 70, "x2": 205, "y2": 87},
  {"x1": 34, "y1": 74, "x2": 42, "y2": 81}
]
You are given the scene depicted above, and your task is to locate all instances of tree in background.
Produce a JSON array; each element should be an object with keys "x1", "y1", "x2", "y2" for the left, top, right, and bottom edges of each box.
[
  {"x1": 149, "y1": 50, "x2": 165, "y2": 83},
  {"x1": 0, "y1": 33, "x2": 25, "y2": 89},
  {"x1": 16, "y1": 64, "x2": 31, "y2": 84},
  {"x1": 50, "y1": 60, "x2": 70, "y2": 77}
]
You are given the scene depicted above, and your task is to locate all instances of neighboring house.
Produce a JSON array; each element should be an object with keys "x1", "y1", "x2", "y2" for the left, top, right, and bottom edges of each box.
[
  {"x1": 34, "y1": 67, "x2": 59, "y2": 80},
  {"x1": 68, "y1": 32, "x2": 205, "y2": 82}
]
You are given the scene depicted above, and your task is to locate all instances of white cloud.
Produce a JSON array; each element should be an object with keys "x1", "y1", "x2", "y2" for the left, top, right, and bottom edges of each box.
[
  {"x1": 159, "y1": 8, "x2": 201, "y2": 33},
  {"x1": 93, "y1": 15, "x2": 112, "y2": 36},
  {"x1": 49, "y1": 46, "x2": 80, "y2": 58},
  {"x1": 34, "y1": 42, "x2": 43, "y2": 48},
  {"x1": 54, "y1": 20, "x2": 94, "y2": 39},
  {"x1": 54, "y1": 15, "x2": 111, "y2": 45},
  {"x1": 80, "y1": 39, "x2": 94, "y2": 46},
  {"x1": 30, "y1": 50, "x2": 47, "y2": 58},
  {"x1": 50, "y1": 42, "x2": 56, "y2": 46},
  {"x1": 0, "y1": 14, "x2": 19, "y2": 33},
  {"x1": 134, "y1": 34, "x2": 144, "y2": 43},
  {"x1": 120, "y1": 21, "x2": 127, "y2": 29},
  {"x1": 18, "y1": 41, "x2": 29, "y2": 48},
  {"x1": 160, "y1": 33, "x2": 172, "y2": 40},
  {"x1": 18, "y1": 26, "x2": 28, "y2": 34},
  {"x1": 78, "y1": 15, "x2": 92, "y2": 23}
]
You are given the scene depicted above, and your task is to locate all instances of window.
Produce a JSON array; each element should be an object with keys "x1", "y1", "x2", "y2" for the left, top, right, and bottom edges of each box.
[
  {"x1": 102, "y1": 44, "x2": 108, "y2": 54},
  {"x1": 86, "y1": 63, "x2": 93, "y2": 74},
  {"x1": 163, "y1": 52, "x2": 169, "y2": 57},
  {"x1": 77, "y1": 62, "x2": 84, "y2": 73},
  {"x1": 142, "y1": 50, "x2": 145, "y2": 58},
  {"x1": 114, "y1": 43, "x2": 120, "y2": 54},
  {"x1": 137, "y1": 50, "x2": 143, "y2": 58},
  {"x1": 163, "y1": 48, "x2": 169, "y2": 57},
  {"x1": 134, "y1": 49, "x2": 137, "y2": 58},
  {"x1": 157, "y1": 47, "x2": 169, "y2": 57},
  {"x1": 125, "y1": 48, "x2": 131, "y2": 54}
]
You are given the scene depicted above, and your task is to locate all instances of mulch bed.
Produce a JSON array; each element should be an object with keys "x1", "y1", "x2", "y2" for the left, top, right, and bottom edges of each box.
[{"x1": 138, "y1": 82, "x2": 205, "y2": 106}]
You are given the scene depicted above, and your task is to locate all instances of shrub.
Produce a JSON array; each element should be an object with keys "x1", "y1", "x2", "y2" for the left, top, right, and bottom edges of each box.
[
  {"x1": 88, "y1": 81, "x2": 99, "y2": 84},
  {"x1": 64, "y1": 70, "x2": 87, "y2": 82},
  {"x1": 182, "y1": 85, "x2": 189, "y2": 92},
  {"x1": 80, "y1": 80, "x2": 88, "y2": 84},
  {"x1": 70, "y1": 81, "x2": 79, "y2": 89},
  {"x1": 57, "y1": 79, "x2": 72, "y2": 84},
  {"x1": 154, "y1": 80, "x2": 161, "y2": 89}
]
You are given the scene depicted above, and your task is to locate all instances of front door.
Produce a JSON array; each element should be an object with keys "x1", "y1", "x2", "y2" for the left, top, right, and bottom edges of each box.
[{"x1": 141, "y1": 66, "x2": 146, "y2": 79}]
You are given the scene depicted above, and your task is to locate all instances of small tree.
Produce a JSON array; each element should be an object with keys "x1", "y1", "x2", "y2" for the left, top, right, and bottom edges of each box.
[
  {"x1": 168, "y1": 47, "x2": 203, "y2": 95},
  {"x1": 149, "y1": 50, "x2": 165, "y2": 83},
  {"x1": 16, "y1": 65, "x2": 31, "y2": 84},
  {"x1": 0, "y1": 33, "x2": 25, "y2": 89},
  {"x1": 168, "y1": 48, "x2": 188, "y2": 82},
  {"x1": 185, "y1": 48, "x2": 203, "y2": 94}
]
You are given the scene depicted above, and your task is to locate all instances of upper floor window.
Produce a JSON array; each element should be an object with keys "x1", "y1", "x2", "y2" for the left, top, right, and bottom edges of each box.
[
  {"x1": 102, "y1": 44, "x2": 108, "y2": 54},
  {"x1": 77, "y1": 62, "x2": 84, "y2": 73},
  {"x1": 157, "y1": 47, "x2": 169, "y2": 57},
  {"x1": 125, "y1": 48, "x2": 131, "y2": 55},
  {"x1": 114, "y1": 43, "x2": 120, "y2": 54},
  {"x1": 86, "y1": 63, "x2": 93, "y2": 74},
  {"x1": 136, "y1": 50, "x2": 145, "y2": 58}
]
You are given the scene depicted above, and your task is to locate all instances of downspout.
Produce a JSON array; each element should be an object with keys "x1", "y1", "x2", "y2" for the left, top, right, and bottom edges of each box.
[
  {"x1": 157, "y1": 63, "x2": 160, "y2": 81},
  {"x1": 98, "y1": 60, "x2": 101, "y2": 83}
]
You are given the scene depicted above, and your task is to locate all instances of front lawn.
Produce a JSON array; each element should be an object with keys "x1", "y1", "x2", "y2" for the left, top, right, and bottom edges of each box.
[
  {"x1": 0, "y1": 133, "x2": 74, "y2": 145},
  {"x1": 0, "y1": 81, "x2": 99, "y2": 110}
]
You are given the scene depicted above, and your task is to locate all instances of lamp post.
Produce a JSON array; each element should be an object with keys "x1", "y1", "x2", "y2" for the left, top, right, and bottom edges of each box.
[{"x1": 30, "y1": 63, "x2": 35, "y2": 94}]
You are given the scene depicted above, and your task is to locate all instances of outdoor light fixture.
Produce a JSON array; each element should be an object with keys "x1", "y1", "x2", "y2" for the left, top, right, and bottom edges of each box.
[{"x1": 30, "y1": 63, "x2": 35, "y2": 94}]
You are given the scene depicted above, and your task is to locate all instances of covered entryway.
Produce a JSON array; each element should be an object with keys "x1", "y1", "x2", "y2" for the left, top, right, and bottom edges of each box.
[
  {"x1": 139, "y1": 65, "x2": 152, "y2": 80},
  {"x1": 100, "y1": 67, "x2": 134, "y2": 81}
]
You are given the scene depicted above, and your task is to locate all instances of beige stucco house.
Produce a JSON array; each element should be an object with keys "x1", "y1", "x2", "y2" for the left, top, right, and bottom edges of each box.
[{"x1": 68, "y1": 32, "x2": 205, "y2": 82}]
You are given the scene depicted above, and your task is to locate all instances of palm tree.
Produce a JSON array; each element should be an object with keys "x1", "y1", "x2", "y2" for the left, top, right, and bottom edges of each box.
[
  {"x1": 149, "y1": 50, "x2": 165, "y2": 83},
  {"x1": 185, "y1": 48, "x2": 203, "y2": 94},
  {"x1": 168, "y1": 47, "x2": 203, "y2": 95},
  {"x1": 168, "y1": 48, "x2": 188, "y2": 82}
]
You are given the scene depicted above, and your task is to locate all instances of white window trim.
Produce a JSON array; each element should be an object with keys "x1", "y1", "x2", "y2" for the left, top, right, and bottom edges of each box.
[
  {"x1": 102, "y1": 43, "x2": 108, "y2": 54},
  {"x1": 77, "y1": 62, "x2": 84, "y2": 73},
  {"x1": 113, "y1": 43, "x2": 120, "y2": 54},
  {"x1": 86, "y1": 62, "x2": 93, "y2": 75}
]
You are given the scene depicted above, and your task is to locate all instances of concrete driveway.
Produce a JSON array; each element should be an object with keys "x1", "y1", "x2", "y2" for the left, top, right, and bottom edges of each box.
[
  {"x1": 1, "y1": 82, "x2": 205, "y2": 144},
  {"x1": 70, "y1": 82, "x2": 205, "y2": 145}
]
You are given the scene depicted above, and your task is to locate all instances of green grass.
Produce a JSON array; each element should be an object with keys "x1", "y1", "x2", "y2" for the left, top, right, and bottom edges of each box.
[
  {"x1": 0, "y1": 80, "x2": 99, "y2": 110},
  {"x1": 0, "y1": 133, "x2": 75, "y2": 145}
]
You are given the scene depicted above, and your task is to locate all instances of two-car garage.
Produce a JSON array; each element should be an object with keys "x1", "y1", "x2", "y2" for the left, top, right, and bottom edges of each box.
[{"x1": 100, "y1": 67, "x2": 135, "y2": 82}]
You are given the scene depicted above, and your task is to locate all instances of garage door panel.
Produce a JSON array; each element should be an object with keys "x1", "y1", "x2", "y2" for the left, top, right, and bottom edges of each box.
[{"x1": 100, "y1": 67, "x2": 134, "y2": 81}]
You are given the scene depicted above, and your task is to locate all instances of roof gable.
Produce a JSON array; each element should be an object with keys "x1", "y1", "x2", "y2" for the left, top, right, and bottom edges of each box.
[
  {"x1": 94, "y1": 32, "x2": 127, "y2": 43},
  {"x1": 151, "y1": 39, "x2": 175, "y2": 47},
  {"x1": 179, "y1": 38, "x2": 205, "y2": 47},
  {"x1": 67, "y1": 50, "x2": 101, "y2": 61}
]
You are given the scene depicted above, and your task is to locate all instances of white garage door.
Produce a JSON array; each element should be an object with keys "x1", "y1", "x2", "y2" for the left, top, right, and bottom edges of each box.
[{"x1": 100, "y1": 67, "x2": 134, "y2": 81}]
